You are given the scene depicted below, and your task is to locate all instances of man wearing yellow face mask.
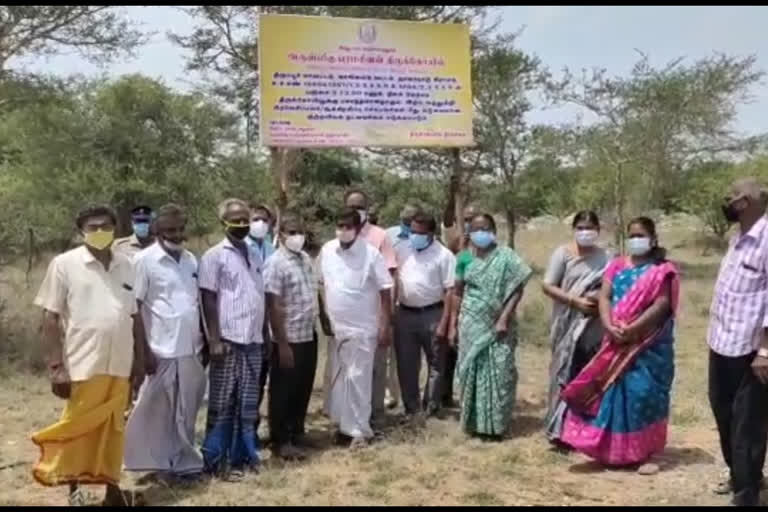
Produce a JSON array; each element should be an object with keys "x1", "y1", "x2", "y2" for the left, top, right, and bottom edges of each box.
[{"x1": 31, "y1": 205, "x2": 151, "y2": 506}]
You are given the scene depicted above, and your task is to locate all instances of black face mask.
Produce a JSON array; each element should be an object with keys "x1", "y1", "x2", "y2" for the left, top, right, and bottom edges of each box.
[
  {"x1": 228, "y1": 226, "x2": 250, "y2": 240},
  {"x1": 722, "y1": 203, "x2": 740, "y2": 224}
]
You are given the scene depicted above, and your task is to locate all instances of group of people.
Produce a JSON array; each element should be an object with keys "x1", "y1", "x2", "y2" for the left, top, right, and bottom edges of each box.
[
  {"x1": 541, "y1": 177, "x2": 768, "y2": 507},
  {"x1": 28, "y1": 176, "x2": 768, "y2": 507}
]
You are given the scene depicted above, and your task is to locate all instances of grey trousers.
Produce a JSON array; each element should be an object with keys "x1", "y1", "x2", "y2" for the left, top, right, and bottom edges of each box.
[
  {"x1": 372, "y1": 344, "x2": 399, "y2": 418},
  {"x1": 394, "y1": 305, "x2": 446, "y2": 415}
]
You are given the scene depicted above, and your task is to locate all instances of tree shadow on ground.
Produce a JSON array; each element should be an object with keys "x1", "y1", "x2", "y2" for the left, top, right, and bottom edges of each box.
[
  {"x1": 136, "y1": 475, "x2": 211, "y2": 506},
  {"x1": 675, "y1": 261, "x2": 722, "y2": 280},
  {"x1": 567, "y1": 445, "x2": 716, "y2": 475}
]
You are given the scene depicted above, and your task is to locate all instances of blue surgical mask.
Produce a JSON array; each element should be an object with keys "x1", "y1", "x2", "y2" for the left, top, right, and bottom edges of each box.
[
  {"x1": 132, "y1": 222, "x2": 150, "y2": 239},
  {"x1": 400, "y1": 222, "x2": 411, "y2": 238},
  {"x1": 409, "y1": 233, "x2": 431, "y2": 251},
  {"x1": 470, "y1": 230, "x2": 496, "y2": 249}
]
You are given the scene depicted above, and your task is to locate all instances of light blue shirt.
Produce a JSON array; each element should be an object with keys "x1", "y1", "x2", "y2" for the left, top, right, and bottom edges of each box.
[
  {"x1": 386, "y1": 225, "x2": 410, "y2": 249},
  {"x1": 246, "y1": 235, "x2": 275, "y2": 264}
]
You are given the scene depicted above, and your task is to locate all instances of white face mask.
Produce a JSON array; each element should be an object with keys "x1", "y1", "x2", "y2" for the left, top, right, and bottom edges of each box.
[
  {"x1": 249, "y1": 220, "x2": 269, "y2": 239},
  {"x1": 626, "y1": 237, "x2": 652, "y2": 256},
  {"x1": 357, "y1": 209, "x2": 368, "y2": 224},
  {"x1": 336, "y1": 228, "x2": 356, "y2": 245},
  {"x1": 575, "y1": 230, "x2": 599, "y2": 247},
  {"x1": 284, "y1": 234, "x2": 305, "y2": 253}
]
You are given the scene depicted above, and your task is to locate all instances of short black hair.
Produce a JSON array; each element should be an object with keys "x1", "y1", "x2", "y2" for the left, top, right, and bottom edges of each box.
[
  {"x1": 337, "y1": 206, "x2": 362, "y2": 227},
  {"x1": 76, "y1": 204, "x2": 117, "y2": 230},
  {"x1": 250, "y1": 203, "x2": 273, "y2": 220},
  {"x1": 279, "y1": 211, "x2": 304, "y2": 232},
  {"x1": 472, "y1": 213, "x2": 497, "y2": 233},
  {"x1": 411, "y1": 211, "x2": 437, "y2": 233},
  {"x1": 130, "y1": 205, "x2": 153, "y2": 217},
  {"x1": 572, "y1": 210, "x2": 600, "y2": 230},
  {"x1": 344, "y1": 189, "x2": 369, "y2": 205},
  {"x1": 628, "y1": 216, "x2": 667, "y2": 263}
]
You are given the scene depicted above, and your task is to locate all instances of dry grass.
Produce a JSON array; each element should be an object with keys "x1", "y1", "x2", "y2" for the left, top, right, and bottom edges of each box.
[{"x1": 0, "y1": 223, "x2": 740, "y2": 505}]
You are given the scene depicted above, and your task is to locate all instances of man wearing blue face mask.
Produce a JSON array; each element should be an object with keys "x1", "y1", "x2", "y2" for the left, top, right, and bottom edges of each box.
[
  {"x1": 394, "y1": 211, "x2": 456, "y2": 421},
  {"x1": 114, "y1": 205, "x2": 155, "y2": 260}
]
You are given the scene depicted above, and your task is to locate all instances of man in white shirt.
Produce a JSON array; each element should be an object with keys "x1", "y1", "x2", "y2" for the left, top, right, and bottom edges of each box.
[
  {"x1": 124, "y1": 204, "x2": 207, "y2": 481},
  {"x1": 394, "y1": 211, "x2": 456, "y2": 419},
  {"x1": 320, "y1": 207, "x2": 393, "y2": 448}
]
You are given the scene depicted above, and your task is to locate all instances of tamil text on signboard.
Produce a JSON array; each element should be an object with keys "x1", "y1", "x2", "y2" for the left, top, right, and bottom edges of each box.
[{"x1": 259, "y1": 14, "x2": 473, "y2": 148}]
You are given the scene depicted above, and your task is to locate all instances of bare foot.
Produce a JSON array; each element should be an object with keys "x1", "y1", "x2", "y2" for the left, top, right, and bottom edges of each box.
[{"x1": 637, "y1": 463, "x2": 660, "y2": 476}]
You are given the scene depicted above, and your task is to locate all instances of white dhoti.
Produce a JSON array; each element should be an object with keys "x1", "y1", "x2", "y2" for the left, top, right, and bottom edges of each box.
[
  {"x1": 124, "y1": 355, "x2": 207, "y2": 474},
  {"x1": 326, "y1": 331, "x2": 376, "y2": 439}
]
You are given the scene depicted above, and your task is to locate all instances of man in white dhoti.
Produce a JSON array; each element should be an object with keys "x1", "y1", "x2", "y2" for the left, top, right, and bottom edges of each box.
[
  {"x1": 319, "y1": 207, "x2": 393, "y2": 448},
  {"x1": 124, "y1": 204, "x2": 206, "y2": 480}
]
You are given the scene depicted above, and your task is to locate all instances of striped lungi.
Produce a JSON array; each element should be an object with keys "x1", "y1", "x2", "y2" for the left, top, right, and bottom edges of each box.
[{"x1": 201, "y1": 341, "x2": 263, "y2": 474}]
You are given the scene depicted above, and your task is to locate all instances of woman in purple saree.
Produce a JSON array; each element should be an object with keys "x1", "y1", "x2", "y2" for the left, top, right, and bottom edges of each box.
[{"x1": 561, "y1": 217, "x2": 680, "y2": 468}]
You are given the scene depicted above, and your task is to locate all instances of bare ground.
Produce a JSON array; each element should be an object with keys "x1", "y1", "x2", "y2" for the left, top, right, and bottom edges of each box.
[{"x1": 0, "y1": 225, "x2": 744, "y2": 506}]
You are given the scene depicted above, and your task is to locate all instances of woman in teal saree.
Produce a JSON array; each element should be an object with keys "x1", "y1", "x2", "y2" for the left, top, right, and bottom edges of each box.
[{"x1": 454, "y1": 214, "x2": 533, "y2": 439}]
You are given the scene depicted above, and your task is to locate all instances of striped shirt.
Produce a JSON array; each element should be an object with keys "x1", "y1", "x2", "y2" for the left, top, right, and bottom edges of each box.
[
  {"x1": 708, "y1": 216, "x2": 768, "y2": 357},
  {"x1": 199, "y1": 238, "x2": 265, "y2": 345},
  {"x1": 264, "y1": 247, "x2": 317, "y2": 343}
]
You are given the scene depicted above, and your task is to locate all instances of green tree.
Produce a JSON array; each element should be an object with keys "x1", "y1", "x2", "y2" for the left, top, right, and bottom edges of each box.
[
  {"x1": 0, "y1": 6, "x2": 146, "y2": 72},
  {"x1": 0, "y1": 75, "x2": 243, "y2": 257},
  {"x1": 472, "y1": 33, "x2": 544, "y2": 247},
  {"x1": 550, "y1": 52, "x2": 765, "y2": 248}
]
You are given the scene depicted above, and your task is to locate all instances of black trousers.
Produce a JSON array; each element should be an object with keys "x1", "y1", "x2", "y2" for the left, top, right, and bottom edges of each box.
[
  {"x1": 442, "y1": 344, "x2": 457, "y2": 404},
  {"x1": 709, "y1": 350, "x2": 768, "y2": 506},
  {"x1": 268, "y1": 334, "x2": 318, "y2": 447}
]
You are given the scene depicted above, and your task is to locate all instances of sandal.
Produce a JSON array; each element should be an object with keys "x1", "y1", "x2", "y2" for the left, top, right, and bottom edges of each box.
[{"x1": 68, "y1": 488, "x2": 88, "y2": 507}]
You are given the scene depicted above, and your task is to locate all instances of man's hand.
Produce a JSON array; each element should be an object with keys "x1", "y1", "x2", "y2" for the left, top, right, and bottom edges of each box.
[
  {"x1": 49, "y1": 364, "x2": 71, "y2": 400},
  {"x1": 209, "y1": 340, "x2": 230, "y2": 361},
  {"x1": 447, "y1": 326, "x2": 458, "y2": 347},
  {"x1": 145, "y1": 351, "x2": 158, "y2": 376},
  {"x1": 276, "y1": 342, "x2": 295, "y2": 369},
  {"x1": 130, "y1": 363, "x2": 146, "y2": 395},
  {"x1": 320, "y1": 316, "x2": 334, "y2": 338},
  {"x1": 434, "y1": 322, "x2": 448, "y2": 344},
  {"x1": 378, "y1": 323, "x2": 393, "y2": 347},
  {"x1": 752, "y1": 356, "x2": 768, "y2": 384}
]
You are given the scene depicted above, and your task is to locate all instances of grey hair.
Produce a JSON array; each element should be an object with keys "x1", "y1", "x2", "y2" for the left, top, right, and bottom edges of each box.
[
  {"x1": 733, "y1": 177, "x2": 766, "y2": 202},
  {"x1": 155, "y1": 203, "x2": 185, "y2": 222},
  {"x1": 217, "y1": 198, "x2": 249, "y2": 221}
]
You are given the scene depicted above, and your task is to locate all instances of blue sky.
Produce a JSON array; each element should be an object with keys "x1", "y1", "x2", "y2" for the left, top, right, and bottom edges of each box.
[{"x1": 12, "y1": 5, "x2": 768, "y2": 136}]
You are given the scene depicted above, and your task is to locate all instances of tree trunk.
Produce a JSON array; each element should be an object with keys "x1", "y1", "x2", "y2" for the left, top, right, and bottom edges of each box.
[
  {"x1": 505, "y1": 208, "x2": 516, "y2": 249},
  {"x1": 613, "y1": 162, "x2": 626, "y2": 253},
  {"x1": 452, "y1": 148, "x2": 464, "y2": 236}
]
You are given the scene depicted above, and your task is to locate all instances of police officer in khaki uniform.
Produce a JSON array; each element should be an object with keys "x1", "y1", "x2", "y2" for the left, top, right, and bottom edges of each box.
[{"x1": 114, "y1": 206, "x2": 155, "y2": 260}]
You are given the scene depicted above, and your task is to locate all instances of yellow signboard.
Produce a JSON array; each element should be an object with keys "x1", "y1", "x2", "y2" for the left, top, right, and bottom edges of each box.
[{"x1": 258, "y1": 14, "x2": 473, "y2": 148}]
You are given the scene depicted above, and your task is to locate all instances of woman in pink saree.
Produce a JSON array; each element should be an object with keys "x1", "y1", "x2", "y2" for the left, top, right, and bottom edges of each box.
[{"x1": 560, "y1": 217, "x2": 680, "y2": 469}]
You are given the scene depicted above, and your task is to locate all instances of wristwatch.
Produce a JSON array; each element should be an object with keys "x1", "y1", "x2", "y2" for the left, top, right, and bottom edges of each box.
[{"x1": 757, "y1": 347, "x2": 768, "y2": 359}]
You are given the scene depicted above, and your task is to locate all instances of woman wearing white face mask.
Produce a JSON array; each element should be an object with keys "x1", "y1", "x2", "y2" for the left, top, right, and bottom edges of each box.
[
  {"x1": 541, "y1": 211, "x2": 612, "y2": 447},
  {"x1": 560, "y1": 216, "x2": 679, "y2": 474}
]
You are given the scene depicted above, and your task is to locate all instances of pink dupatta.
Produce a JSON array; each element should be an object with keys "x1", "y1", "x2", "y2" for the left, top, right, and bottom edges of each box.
[{"x1": 560, "y1": 258, "x2": 680, "y2": 417}]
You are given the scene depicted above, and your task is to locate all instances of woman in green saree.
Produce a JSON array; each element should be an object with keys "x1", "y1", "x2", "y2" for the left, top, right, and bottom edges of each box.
[{"x1": 454, "y1": 213, "x2": 533, "y2": 439}]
